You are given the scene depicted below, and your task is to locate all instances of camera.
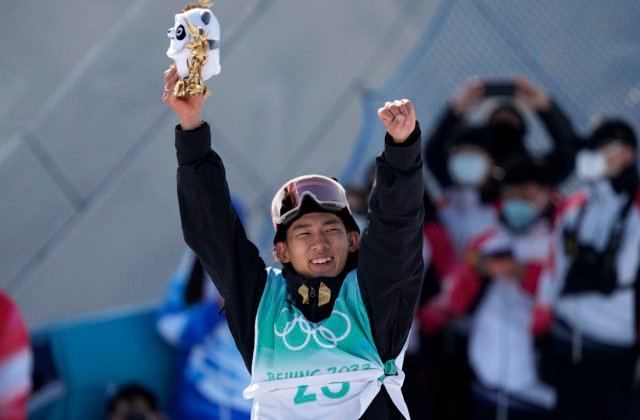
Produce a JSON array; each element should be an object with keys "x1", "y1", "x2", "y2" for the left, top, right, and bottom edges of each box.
[
  {"x1": 562, "y1": 244, "x2": 617, "y2": 295},
  {"x1": 483, "y1": 80, "x2": 515, "y2": 97}
]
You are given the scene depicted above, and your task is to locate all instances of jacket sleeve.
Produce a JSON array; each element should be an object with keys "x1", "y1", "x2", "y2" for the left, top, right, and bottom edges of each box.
[
  {"x1": 424, "y1": 106, "x2": 463, "y2": 189},
  {"x1": 175, "y1": 122, "x2": 266, "y2": 370},
  {"x1": 537, "y1": 99, "x2": 579, "y2": 184},
  {"x1": 357, "y1": 122, "x2": 425, "y2": 361}
]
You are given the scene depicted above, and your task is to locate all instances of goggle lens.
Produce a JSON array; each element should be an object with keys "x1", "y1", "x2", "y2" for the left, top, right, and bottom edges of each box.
[{"x1": 271, "y1": 175, "x2": 350, "y2": 228}]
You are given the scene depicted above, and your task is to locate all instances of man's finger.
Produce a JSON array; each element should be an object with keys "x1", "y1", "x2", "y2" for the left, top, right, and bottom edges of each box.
[
  {"x1": 398, "y1": 100, "x2": 410, "y2": 118},
  {"x1": 390, "y1": 114, "x2": 406, "y2": 131},
  {"x1": 167, "y1": 70, "x2": 180, "y2": 86},
  {"x1": 164, "y1": 66, "x2": 177, "y2": 83},
  {"x1": 405, "y1": 100, "x2": 416, "y2": 123},
  {"x1": 164, "y1": 72, "x2": 180, "y2": 98},
  {"x1": 386, "y1": 104, "x2": 400, "y2": 117},
  {"x1": 378, "y1": 108, "x2": 394, "y2": 124},
  {"x1": 162, "y1": 87, "x2": 175, "y2": 106}
]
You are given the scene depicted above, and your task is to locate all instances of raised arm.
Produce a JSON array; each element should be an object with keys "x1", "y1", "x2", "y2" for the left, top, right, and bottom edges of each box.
[
  {"x1": 357, "y1": 99, "x2": 425, "y2": 361},
  {"x1": 163, "y1": 66, "x2": 266, "y2": 369},
  {"x1": 513, "y1": 76, "x2": 578, "y2": 184}
]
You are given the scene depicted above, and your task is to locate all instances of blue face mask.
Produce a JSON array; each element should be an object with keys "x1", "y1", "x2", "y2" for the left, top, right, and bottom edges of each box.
[{"x1": 502, "y1": 199, "x2": 539, "y2": 232}]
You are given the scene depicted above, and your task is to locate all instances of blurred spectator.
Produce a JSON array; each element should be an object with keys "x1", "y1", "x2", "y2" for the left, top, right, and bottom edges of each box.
[
  {"x1": 107, "y1": 383, "x2": 164, "y2": 420},
  {"x1": 425, "y1": 75, "x2": 577, "y2": 190},
  {"x1": 434, "y1": 125, "x2": 500, "y2": 259},
  {"x1": 423, "y1": 76, "x2": 577, "y2": 261},
  {"x1": 0, "y1": 289, "x2": 32, "y2": 420},
  {"x1": 156, "y1": 249, "x2": 252, "y2": 420},
  {"x1": 537, "y1": 118, "x2": 640, "y2": 420},
  {"x1": 420, "y1": 157, "x2": 561, "y2": 419}
]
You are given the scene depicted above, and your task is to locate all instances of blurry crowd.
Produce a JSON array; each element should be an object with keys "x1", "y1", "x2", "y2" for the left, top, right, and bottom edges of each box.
[
  {"x1": 3, "y1": 76, "x2": 640, "y2": 420},
  {"x1": 392, "y1": 76, "x2": 640, "y2": 420}
]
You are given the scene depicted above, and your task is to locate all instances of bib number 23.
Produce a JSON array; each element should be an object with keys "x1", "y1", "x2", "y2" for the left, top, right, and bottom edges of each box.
[{"x1": 294, "y1": 382, "x2": 350, "y2": 405}]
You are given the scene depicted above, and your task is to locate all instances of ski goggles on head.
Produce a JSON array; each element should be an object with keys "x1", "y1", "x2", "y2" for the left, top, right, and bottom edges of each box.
[{"x1": 270, "y1": 175, "x2": 351, "y2": 229}]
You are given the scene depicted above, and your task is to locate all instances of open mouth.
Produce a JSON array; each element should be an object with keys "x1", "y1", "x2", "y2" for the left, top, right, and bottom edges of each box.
[{"x1": 310, "y1": 256, "x2": 334, "y2": 266}]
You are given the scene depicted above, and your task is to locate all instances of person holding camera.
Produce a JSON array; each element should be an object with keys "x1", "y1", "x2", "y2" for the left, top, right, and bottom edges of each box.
[
  {"x1": 419, "y1": 156, "x2": 560, "y2": 420},
  {"x1": 423, "y1": 76, "x2": 577, "y2": 262},
  {"x1": 535, "y1": 118, "x2": 640, "y2": 420},
  {"x1": 163, "y1": 63, "x2": 425, "y2": 419},
  {"x1": 425, "y1": 76, "x2": 577, "y2": 189}
]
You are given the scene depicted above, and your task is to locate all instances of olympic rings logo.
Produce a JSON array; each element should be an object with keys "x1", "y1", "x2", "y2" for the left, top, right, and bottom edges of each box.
[{"x1": 274, "y1": 309, "x2": 351, "y2": 351}]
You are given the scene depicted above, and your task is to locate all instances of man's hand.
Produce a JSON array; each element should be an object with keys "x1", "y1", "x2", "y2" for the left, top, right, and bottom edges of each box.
[
  {"x1": 162, "y1": 65, "x2": 205, "y2": 130},
  {"x1": 512, "y1": 75, "x2": 550, "y2": 111},
  {"x1": 451, "y1": 77, "x2": 485, "y2": 117},
  {"x1": 377, "y1": 99, "x2": 416, "y2": 144}
]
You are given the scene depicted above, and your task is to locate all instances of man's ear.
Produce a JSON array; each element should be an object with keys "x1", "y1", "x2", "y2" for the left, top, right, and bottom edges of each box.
[
  {"x1": 347, "y1": 231, "x2": 360, "y2": 252},
  {"x1": 274, "y1": 241, "x2": 290, "y2": 263}
]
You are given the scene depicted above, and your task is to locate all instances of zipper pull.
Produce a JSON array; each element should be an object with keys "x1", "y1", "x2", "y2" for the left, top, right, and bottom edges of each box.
[{"x1": 309, "y1": 287, "x2": 316, "y2": 299}]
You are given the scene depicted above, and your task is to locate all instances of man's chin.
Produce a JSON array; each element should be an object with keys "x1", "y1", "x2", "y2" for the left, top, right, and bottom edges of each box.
[{"x1": 308, "y1": 264, "x2": 339, "y2": 278}]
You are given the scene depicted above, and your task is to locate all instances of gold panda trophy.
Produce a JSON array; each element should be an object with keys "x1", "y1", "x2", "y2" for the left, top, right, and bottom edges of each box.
[{"x1": 167, "y1": 0, "x2": 221, "y2": 98}]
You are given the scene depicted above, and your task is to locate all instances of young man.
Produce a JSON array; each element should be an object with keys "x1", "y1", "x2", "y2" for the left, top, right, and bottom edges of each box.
[{"x1": 162, "y1": 65, "x2": 425, "y2": 419}]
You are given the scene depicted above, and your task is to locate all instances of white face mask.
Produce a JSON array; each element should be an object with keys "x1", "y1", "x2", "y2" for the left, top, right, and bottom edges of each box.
[
  {"x1": 575, "y1": 150, "x2": 607, "y2": 181},
  {"x1": 448, "y1": 152, "x2": 490, "y2": 187}
]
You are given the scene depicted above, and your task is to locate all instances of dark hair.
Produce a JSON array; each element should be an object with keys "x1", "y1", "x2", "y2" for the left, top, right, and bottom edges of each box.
[
  {"x1": 588, "y1": 118, "x2": 637, "y2": 150},
  {"x1": 487, "y1": 102, "x2": 526, "y2": 130},
  {"x1": 497, "y1": 155, "x2": 552, "y2": 187},
  {"x1": 107, "y1": 383, "x2": 158, "y2": 414},
  {"x1": 447, "y1": 125, "x2": 493, "y2": 154}
]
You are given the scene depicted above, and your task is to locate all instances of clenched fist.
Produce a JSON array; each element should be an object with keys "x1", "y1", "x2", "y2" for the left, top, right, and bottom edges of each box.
[{"x1": 377, "y1": 99, "x2": 416, "y2": 144}]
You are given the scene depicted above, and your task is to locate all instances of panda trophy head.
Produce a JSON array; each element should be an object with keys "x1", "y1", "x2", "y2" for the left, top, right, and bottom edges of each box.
[{"x1": 167, "y1": 0, "x2": 220, "y2": 97}]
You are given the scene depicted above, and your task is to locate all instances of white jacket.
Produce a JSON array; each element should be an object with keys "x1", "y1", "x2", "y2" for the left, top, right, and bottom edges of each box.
[{"x1": 467, "y1": 223, "x2": 556, "y2": 408}]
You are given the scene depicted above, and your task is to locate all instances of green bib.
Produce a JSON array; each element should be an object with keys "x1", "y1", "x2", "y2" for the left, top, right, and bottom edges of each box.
[{"x1": 243, "y1": 268, "x2": 410, "y2": 419}]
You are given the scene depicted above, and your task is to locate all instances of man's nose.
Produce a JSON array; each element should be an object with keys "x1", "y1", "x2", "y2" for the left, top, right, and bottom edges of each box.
[{"x1": 309, "y1": 233, "x2": 329, "y2": 249}]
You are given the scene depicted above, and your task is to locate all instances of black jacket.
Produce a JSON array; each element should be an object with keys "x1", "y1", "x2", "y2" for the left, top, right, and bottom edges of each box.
[{"x1": 175, "y1": 122, "x2": 424, "y2": 419}]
